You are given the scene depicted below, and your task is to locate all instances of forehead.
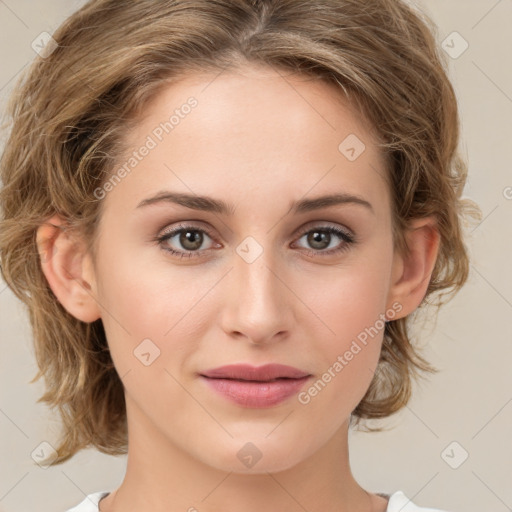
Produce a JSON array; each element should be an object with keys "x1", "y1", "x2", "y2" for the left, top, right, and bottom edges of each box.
[{"x1": 104, "y1": 64, "x2": 389, "y2": 215}]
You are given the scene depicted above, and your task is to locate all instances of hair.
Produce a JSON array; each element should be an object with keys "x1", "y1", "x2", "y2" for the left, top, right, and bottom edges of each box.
[{"x1": 0, "y1": 0, "x2": 481, "y2": 465}]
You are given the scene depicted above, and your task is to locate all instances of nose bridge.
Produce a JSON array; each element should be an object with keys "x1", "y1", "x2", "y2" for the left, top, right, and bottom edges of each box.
[{"x1": 221, "y1": 237, "x2": 292, "y2": 343}]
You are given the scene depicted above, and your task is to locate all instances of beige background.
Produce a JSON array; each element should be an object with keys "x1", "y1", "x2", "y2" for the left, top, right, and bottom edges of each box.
[{"x1": 0, "y1": 1, "x2": 511, "y2": 511}]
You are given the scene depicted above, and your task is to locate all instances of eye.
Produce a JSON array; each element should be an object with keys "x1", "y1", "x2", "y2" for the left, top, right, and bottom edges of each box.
[
  {"x1": 293, "y1": 225, "x2": 355, "y2": 256},
  {"x1": 155, "y1": 223, "x2": 218, "y2": 259},
  {"x1": 154, "y1": 222, "x2": 356, "y2": 260}
]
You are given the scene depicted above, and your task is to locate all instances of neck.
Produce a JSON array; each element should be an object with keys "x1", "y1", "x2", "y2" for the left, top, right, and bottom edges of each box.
[{"x1": 100, "y1": 396, "x2": 386, "y2": 512}]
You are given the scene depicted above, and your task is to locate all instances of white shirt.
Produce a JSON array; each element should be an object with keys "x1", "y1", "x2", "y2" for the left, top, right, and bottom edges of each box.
[{"x1": 66, "y1": 490, "x2": 452, "y2": 511}]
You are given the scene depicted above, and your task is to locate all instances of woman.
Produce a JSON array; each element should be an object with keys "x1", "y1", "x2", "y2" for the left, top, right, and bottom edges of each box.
[{"x1": 0, "y1": 0, "x2": 480, "y2": 510}]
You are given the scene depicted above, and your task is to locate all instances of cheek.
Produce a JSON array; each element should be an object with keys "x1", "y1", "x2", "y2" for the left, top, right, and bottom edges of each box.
[
  {"x1": 306, "y1": 255, "x2": 391, "y2": 345},
  {"x1": 93, "y1": 244, "x2": 220, "y2": 376},
  {"x1": 294, "y1": 254, "x2": 392, "y2": 409}
]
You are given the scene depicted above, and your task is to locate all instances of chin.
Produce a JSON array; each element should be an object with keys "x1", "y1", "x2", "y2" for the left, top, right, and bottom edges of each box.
[{"x1": 196, "y1": 434, "x2": 311, "y2": 475}]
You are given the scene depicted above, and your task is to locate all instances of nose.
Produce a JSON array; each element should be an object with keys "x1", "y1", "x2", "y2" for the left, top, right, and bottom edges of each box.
[{"x1": 219, "y1": 242, "x2": 295, "y2": 345}]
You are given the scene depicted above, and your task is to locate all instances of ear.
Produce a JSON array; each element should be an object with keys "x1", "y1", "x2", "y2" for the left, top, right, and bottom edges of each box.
[
  {"x1": 386, "y1": 216, "x2": 440, "y2": 319},
  {"x1": 36, "y1": 214, "x2": 101, "y2": 323}
]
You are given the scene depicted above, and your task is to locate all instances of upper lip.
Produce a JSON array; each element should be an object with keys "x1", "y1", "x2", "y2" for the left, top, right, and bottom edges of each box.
[{"x1": 200, "y1": 364, "x2": 310, "y2": 381}]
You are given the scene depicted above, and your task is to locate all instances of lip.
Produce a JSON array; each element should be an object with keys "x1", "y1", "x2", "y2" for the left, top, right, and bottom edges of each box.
[
  {"x1": 199, "y1": 364, "x2": 312, "y2": 408},
  {"x1": 200, "y1": 363, "x2": 310, "y2": 381}
]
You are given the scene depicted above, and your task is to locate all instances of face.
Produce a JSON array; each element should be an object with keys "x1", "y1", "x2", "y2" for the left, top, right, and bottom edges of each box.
[{"x1": 87, "y1": 64, "x2": 401, "y2": 473}]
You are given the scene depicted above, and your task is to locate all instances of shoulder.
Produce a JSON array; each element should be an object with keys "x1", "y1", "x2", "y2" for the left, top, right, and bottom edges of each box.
[
  {"x1": 386, "y1": 491, "x2": 452, "y2": 512},
  {"x1": 65, "y1": 491, "x2": 110, "y2": 512}
]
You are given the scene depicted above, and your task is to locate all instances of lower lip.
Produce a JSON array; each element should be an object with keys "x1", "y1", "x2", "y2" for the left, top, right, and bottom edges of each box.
[{"x1": 200, "y1": 376, "x2": 311, "y2": 408}]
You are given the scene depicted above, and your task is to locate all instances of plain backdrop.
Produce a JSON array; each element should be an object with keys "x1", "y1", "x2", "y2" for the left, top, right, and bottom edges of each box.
[{"x1": 0, "y1": 1, "x2": 511, "y2": 511}]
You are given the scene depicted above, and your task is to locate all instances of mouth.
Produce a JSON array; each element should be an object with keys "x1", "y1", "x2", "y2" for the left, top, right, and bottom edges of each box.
[{"x1": 199, "y1": 364, "x2": 312, "y2": 408}]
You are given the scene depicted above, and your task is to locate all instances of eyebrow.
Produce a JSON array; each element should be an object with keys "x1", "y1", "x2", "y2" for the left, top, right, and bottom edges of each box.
[{"x1": 136, "y1": 191, "x2": 374, "y2": 215}]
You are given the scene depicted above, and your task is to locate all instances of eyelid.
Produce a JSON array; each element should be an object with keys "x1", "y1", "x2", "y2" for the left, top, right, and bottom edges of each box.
[
  {"x1": 294, "y1": 220, "x2": 354, "y2": 239},
  {"x1": 157, "y1": 220, "x2": 353, "y2": 242},
  {"x1": 158, "y1": 220, "x2": 215, "y2": 239}
]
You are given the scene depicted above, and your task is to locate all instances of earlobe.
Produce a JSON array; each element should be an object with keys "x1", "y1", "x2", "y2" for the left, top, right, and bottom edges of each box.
[
  {"x1": 36, "y1": 214, "x2": 101, "y2": 323},
  {"x1": 386, "y1": 216, "x2": 440, "y2": 319}
]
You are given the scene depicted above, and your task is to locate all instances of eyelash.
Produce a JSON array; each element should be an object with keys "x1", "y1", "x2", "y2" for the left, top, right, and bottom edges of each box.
[{"x1": 154, "y1": 223, "x2": 356, "y2": 259}]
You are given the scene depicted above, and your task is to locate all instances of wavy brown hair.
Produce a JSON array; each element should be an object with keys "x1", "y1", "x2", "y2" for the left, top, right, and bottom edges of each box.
[{"x1": 0, "y1": 0, "x2": 481, "y2": 464}]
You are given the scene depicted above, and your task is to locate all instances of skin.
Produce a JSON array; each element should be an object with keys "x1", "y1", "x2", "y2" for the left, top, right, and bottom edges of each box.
[{"x1": 37, "y1": 63, "x2": 439, "y2": 512}]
